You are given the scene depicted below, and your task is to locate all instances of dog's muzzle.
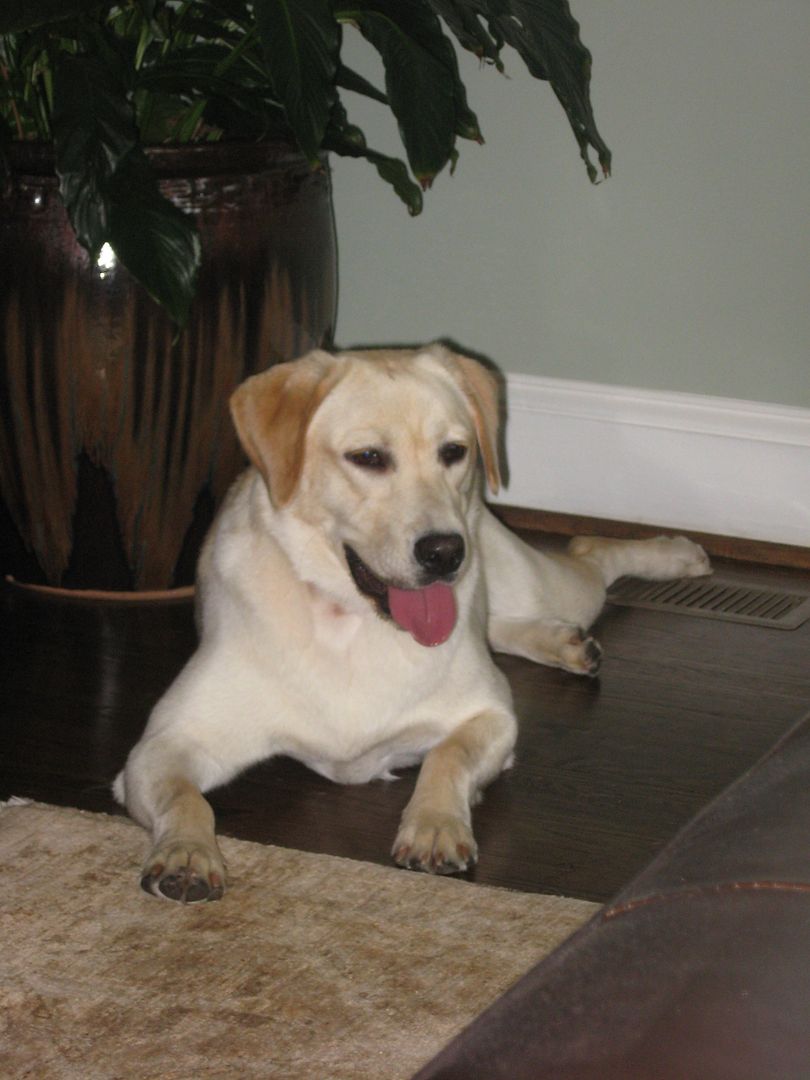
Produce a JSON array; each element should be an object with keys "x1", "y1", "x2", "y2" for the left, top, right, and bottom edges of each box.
[{"x1": 344, "y1": 536, "x2": 463, "y2": 647}]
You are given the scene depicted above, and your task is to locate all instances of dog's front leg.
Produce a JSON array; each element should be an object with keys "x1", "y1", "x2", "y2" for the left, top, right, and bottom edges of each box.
[
  {"x1": 116, "y1": 739, "x2": 228, "y2": 903},
  {"x1": 392, "y1": 709, "x2": 516, "y2": 874}
]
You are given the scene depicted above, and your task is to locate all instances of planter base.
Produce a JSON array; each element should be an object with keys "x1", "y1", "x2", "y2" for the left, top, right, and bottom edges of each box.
[{"x1": 4, "y1": 576, "x2": 195, "y2": 604}]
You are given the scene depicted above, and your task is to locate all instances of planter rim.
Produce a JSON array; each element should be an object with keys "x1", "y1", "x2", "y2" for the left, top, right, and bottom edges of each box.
[{"x1": 5, "y1": 139, "x2": 313, "y2": 179}]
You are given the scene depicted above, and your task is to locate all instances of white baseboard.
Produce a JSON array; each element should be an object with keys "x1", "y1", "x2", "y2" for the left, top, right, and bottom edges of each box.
[{"x1": 490, "y1": 374, "x2": 810, "y2": 548}]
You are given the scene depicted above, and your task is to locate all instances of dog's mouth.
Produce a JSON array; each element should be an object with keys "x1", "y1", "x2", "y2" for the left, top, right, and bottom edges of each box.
[{"x1": 344, "y1": 545, "x2": 457, "y2": 648}]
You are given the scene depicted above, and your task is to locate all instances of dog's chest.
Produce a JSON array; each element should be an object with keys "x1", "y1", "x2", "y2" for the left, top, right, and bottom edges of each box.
[
  {"x1": 264, "y1": 604, "x2": 480, "y2": 777},
  {"x1": 278, "y1": 663, "x2": 459, "y2": 783}
]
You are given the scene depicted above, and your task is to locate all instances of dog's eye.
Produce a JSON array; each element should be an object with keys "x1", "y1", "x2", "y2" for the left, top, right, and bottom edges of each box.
[
  {"x1": 439, "y1": 443, "x2": 468, "y2": 467},
  {"x1": 345, "y1": 448, "x2": 391, "y2": 472}
]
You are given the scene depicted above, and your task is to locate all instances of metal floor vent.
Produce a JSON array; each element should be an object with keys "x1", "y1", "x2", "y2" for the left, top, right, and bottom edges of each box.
[{"x1": 607, "y1": 576, "x2": 810, "y2": 630}]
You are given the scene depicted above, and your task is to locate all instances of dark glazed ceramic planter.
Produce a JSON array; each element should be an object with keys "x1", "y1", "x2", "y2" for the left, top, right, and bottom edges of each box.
[{"x1": 0, "y1": 141, "x2": 337, "y2": 590}]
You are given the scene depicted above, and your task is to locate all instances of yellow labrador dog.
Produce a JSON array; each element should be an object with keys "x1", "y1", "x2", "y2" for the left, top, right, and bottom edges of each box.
[{"x1": 114, "y1": 344, "x2": 710, "y2": 902}]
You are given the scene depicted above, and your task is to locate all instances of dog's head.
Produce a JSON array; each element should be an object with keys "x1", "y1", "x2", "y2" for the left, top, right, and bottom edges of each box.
[{"x1": 230, "y1": 344, "x2": 502, "y2": 646}]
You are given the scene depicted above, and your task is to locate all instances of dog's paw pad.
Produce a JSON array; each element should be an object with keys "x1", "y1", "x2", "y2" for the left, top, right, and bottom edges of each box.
[
  {"x1": 140, "y1": 845, "x2": 225, "y2": 903},
  {"x1": 141, "y1": 865, "x2": 223, "y2": 904}
]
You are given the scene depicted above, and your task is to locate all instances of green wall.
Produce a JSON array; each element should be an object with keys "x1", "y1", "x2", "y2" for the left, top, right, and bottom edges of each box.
[{"x1": 331, "y1": 0, "x2": 810, "y2": 408}]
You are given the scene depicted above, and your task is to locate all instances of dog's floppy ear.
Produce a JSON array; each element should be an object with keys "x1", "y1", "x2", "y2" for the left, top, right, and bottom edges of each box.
[
  {"x1": 230, "y1": 349, "x2": 340, "y2": 506},
  {"x1": 427, "y1": 345, "x2": 502, "y2": 494}
]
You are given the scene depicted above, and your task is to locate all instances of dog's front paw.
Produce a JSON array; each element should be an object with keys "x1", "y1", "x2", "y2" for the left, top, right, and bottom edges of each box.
[
  {"x1": 392, "y1": 814, "x2": 477, "y2": 875},
  {"x1": 140, "y1": 838, "x2": 226, "y2": 903}
]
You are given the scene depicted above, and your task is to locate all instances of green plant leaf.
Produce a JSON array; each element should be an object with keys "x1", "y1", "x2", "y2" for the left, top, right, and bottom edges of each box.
[
  {"x1": 0, "y1": 1, "x2": 115, "y2": 34},
  {"x1": 431, "y1": 17, "x2": 483, "y2": 143},
  {"x1": 135, "y1": 51, "x2": 274, "y2": 102},
  {"x1": 135, "y1": 0, "x2": 159, "y2": 18},
  {"x1": 52, "y1": 53, "x2": 200, "y2": 324},
  {"x1": 325, "y1": 99, "x2": 423, "y2": 214},
  {"x1": 52, "y1": 54, "x2": 137, "y2": 253},
  {"x1": 426, "y1": 0, "x2": 501, "y2": 68},
  {"x1": 339, "y1": 2, "x2": 459, "y2": 187},
  {"x1": 366, "y1": 149, "x2": 424, "y2": 214},
  {"x1": 331, "y1": 135, "x2": 424, "y2": 216},
  {"x1": 202, "y1": 94, "x2": 290, "y2": 141},
  {"x1": 336, "y1": 64, "x2": 388, "y2": 106},
  {"x1": 134, "y1": 91, "x2": 191, "y2": 143},
  {"x1": 440, "y1": 0, "x2": 611, "y2": 180},
  {"x1": 190, "y1": 0, "x2": 253, "y2": 29},
  {"x1": 252, "y1": 0, "x2": 340, "y2": 165},
  {"x1": 495, "y1": 0, "x2": 611, "y2": 179},
  {"x1": 106, "y1": 150, "x2": 201, "y2": 327}
]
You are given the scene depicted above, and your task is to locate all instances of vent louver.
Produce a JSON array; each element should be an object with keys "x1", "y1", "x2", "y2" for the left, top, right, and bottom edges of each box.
[{"x1": 607, "y1": 577, "x2": 810, "y2": 630}]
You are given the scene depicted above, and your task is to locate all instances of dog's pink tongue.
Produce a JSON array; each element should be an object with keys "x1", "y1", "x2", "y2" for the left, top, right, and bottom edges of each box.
[{"x1": 388, "y1": 583, "x2": 457, "y2": 647}]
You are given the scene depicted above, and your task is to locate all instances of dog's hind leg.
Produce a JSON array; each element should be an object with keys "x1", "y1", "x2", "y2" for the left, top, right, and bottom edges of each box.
[
  {"x1": 494, "y1": 535, "x2": 710, "y2": 674},
  {"x1": 567, "y1": 534, "x2": 711, "y2": 589},
  {"x1": 392, "y1": 707, "x2": 516, "y2": 875},
  {"x1": 480, "y1": 509, "x2": 710, "y2": 674},
  {"x1": 481, "y1": 510, "x2": 608, "y2": 673}
]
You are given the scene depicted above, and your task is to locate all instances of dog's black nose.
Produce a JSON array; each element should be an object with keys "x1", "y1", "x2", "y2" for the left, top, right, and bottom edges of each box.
[{"x1": 414, "y1": 532, "x2": 465, "y2": 578}]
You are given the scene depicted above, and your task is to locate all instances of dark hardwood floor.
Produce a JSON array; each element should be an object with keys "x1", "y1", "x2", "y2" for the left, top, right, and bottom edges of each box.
[{"x1": 3, "y1": 534, "x2": 810, "y2": 904}]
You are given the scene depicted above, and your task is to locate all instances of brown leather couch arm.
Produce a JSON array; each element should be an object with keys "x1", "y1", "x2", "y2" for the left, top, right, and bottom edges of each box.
[{"x1": 413, "y1": 714, "x2": 810, "y2": 1079}]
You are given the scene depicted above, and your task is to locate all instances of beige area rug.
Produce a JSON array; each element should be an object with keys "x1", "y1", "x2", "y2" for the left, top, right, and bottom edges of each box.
[{"x1": 0, "y1": 801, "x2": 598, "y2": 1080}]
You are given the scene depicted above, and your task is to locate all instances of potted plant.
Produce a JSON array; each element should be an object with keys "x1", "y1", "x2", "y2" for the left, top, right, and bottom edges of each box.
[{"x1": 0, "y1": 0, "x2": 610, "y2": 592}]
